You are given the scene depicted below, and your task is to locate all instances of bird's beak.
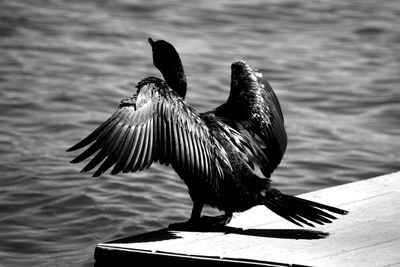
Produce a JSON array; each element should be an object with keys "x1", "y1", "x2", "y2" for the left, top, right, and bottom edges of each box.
[{"x1": 148, "y1": 38, "x2": 155, "y2": 48}]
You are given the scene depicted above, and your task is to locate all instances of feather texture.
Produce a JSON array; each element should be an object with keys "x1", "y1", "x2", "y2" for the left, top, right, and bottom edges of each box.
[
  {"x1": 214, "y1": 60, "x2": 287, "y2": 178},
  {"x1": 68, "y1": 77, "x2": 230, "y2": 190}
]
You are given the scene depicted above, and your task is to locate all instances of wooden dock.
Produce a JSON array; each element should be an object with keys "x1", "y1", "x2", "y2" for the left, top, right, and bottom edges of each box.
[{"x1": 94, "y1": 171, "x2": 400, "y2": 267}]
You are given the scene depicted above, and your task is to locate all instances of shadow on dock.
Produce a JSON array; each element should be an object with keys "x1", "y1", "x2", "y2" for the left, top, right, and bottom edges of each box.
[{"x1": 109, "y1": 226, "x2": 329, "y2": 245}]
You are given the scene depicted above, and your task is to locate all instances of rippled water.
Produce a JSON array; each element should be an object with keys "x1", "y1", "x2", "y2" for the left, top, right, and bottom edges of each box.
[{"x1": 1, "y1": 0, "x2": 399, "y2": 266}]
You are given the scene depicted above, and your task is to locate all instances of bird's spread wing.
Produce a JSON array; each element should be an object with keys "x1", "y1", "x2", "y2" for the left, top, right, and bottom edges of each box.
[
  {"x1": 68, "y1": 77, "x2": 229, "y2": 190},
  {"x1": 214, "y1": 60, "x2": 287, "y2": 178}
]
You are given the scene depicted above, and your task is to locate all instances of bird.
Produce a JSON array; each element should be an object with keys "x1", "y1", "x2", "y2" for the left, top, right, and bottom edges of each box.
[{"x1": 67, "y1": 38, "x2": 347, "y2": 229}]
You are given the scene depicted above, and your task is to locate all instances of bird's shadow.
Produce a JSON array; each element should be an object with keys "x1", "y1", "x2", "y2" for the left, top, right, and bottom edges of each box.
[{"x1": 110, "y1": 225, "x2": 329, "y2": 244}]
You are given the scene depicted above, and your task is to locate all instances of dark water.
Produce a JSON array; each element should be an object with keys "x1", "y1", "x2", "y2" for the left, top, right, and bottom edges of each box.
[{"x1": 1, "y1": 0, "x2": 399, "y2": 266}]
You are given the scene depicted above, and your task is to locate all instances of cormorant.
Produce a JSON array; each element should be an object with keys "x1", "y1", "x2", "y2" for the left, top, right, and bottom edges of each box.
[{"x1": 67, "y1": 38, "x2": 347, "y2": 228}]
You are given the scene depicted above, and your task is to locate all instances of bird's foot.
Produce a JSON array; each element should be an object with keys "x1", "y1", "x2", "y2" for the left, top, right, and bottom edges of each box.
[
  {"x1": 201, "y1": 214, "x2": 232, "y2": 227},
  {"x1": 168, "y1": 219, "x2": 203, "y2": 231},
  {"x1": 168, "y1": 214, "x2": 232, "y2": 231}
]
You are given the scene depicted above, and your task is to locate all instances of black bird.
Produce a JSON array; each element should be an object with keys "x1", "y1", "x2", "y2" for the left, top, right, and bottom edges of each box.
[{"x1": 67, "y1": 38, "x2": 347, "y2": 228}]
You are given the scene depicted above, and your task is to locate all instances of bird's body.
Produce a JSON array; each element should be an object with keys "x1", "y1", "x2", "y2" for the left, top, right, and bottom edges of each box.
[
  {"x1": 179, "y1": 111, "x2": 265, "y2": 214},
  {"x1": 68, "y1": 38, "x2": 347, "y2": 228}
]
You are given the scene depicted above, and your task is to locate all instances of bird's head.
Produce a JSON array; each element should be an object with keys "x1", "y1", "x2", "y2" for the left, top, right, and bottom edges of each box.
[
  {"x1": 148, "y1": 38, "x2": 187, "y2": 98},
  {"x1": 148, "y1": 38, "x2": 182, "y2": 72}
]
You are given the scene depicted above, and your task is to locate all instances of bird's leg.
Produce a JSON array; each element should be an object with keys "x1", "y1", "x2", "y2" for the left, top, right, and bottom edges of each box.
[
  {"x1": 168, "y1": 201, "x2": 204, "y2": 230},
  {"x1": 189, "y1": 201, "x2": 204, "y2": 223}
]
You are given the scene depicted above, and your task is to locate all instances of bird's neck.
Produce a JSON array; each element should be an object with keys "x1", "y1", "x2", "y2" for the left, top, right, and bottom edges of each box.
[{"x1": 163, "y1": 66, "x2": 187, "y2": 99}]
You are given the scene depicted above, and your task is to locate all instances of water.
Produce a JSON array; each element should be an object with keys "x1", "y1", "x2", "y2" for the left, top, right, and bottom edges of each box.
[{"x1": 1, "y1": 0, "x2": 399, "y2": 266}]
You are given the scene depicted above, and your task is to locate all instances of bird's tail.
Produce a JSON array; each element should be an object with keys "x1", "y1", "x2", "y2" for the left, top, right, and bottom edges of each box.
[{"x1": 261, "y1": 188, "x2": 348, "y2": 227}]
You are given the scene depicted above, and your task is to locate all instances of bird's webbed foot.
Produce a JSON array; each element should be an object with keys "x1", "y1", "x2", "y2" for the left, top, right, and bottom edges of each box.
[{"x1": 168, "y1": 213, "x2": 232, "y2": 231}]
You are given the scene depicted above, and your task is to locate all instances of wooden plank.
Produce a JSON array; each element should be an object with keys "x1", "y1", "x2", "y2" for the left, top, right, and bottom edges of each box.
[{"x1": 95, "y1": 171, "x2": 400, "y2": 266}]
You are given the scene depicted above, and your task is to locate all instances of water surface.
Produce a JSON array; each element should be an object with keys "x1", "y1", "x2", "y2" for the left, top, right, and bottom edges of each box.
[{"x1": 1, "y1": 0, "x2": 399, "y2": 266}]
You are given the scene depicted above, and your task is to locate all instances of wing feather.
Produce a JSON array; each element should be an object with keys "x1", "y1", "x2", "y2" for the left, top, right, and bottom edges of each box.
[
  {"x1": 199, "y1": 140, "x2": 209, "y2": 181},
  {"x1": 186, "y1": 127, "x2": 195, "y2": 171},
  {"x1": 190, "y1": 131, "x2": 200, "y2": 177},
  {"x1": 177, "y1": 123, "x2": 187, "y2": 169},
  {"x1": 129, "y1": 124, "x2": 145, "y2": 172},
  {"x1": 158, "y1": 116, "x2": 167, "y2": 164},
  {"x1": 146, "y1": 118, "x2": 155, "y2": 168},
  {"x1": 70, "y1": 118, "x2": 118, "y2": 163},
  {"x1": 111, "y1": 125, "x2": 132, "y2": 175},
  {"x1": 123, "y1": 126, "x2": 140, "y2": 172},
  {"x1": 138, "y1": 122, "x2": 150, "y2": 171},
  {"x1": 67, "y1": 116, "x2": 114, "y2": 152},
  {"x1": 94, "y1": 124, "x2": 128, "y2": 176},
  {"x1": 170, "y1": 118, "x2": 179, "y2": 165},
  {"x1": 82, "y1": 124, "x2": 121, "y2": 174}
]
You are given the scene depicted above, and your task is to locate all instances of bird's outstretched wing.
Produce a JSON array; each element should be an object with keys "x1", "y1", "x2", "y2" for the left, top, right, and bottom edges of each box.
[
  {"x1": 67, "y1": 77, "x2": 230, "y2": 190},
  {"x1": 214, "y1": 60, "x2": 287, "y2": 178}
]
